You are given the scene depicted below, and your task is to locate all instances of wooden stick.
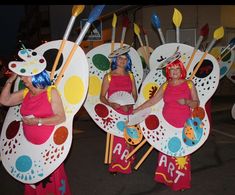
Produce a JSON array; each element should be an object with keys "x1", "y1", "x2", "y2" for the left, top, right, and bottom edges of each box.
[
  {"x1": 125, "y1": 139, "x2": 147, "y2": 160},
  {"x1": 104, "y1": 133, "x2": 110, "y2": 164},
  {"x1": 215, "y1": 44, "x2": 230, "y2": 59},
  {"x1": 50, "y1": 39, "x2": 66, "y2": 80},
  {"x1": 108, "y1": 134, "x2": 114, "y2": 163},
  {"x1": 55, "y1": 44, "x2": 79, "y2": 86},
  {"x1": 189, "y1": 52, "x2": 208, "y2": 80},
  {"x1": 111, "y1": 41, "x2": 115, "y2": 53},
  {"x1": 185, "y1": 49, "x2": 197, "y2": 71},
  {"x1": 220, "y1": 45, "x2": 235, "y2": 61},
  {"x1": 120, "y1": 40, "x2": 124, "y2": 48},
  {"x1": 144, "y1": 34, "x2": 151, "y2": 61},
  {"x1": 134, "y1": 146, "x2": 154, "y2": 170}
]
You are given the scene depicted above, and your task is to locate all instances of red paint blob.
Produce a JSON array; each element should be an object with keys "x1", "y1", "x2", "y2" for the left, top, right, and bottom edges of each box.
[
  {"x1": 145, "y1": 115, "x2": 159, "y2": 130},
  {"x1": 94, "y1": 103, "x2": 109, "y2": 118},
  {"x1": 6, "y1": 120, "x2": 20, "y2": 139}
]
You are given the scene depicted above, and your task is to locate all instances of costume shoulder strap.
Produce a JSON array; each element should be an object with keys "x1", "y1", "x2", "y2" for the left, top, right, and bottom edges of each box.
[
  {"x1": 107, "y1": 72, "x2": 112, "y2": 83},
  {"x1": 47, "y1": 85, "x2": 57, "y2": 102},
  {"x1": 128, "y1": 71, "x2": 134, "y2": 81},
  {"x1": 23, "y1": 88, "x2": 29, "y2": 98},
  {"x1": 162, "y1": 81, "x2": 168, "y2": 91},
  {"x1": 186, "y1": 80, "x2": 193, "y2": 89}
]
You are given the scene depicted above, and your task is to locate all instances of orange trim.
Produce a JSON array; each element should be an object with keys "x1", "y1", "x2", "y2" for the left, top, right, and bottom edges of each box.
[
  {"x1": 23, "y1": 88, "x2": 29, "y2": 98},
  {"x1": 162, "y1": 81, "x2": 168, "y2": 91},
  {"x1": 155, "y1": 172, "x2": 173, "y2": 183},
  {"x1": 186, "y1": 80, "x2": 192, "y2": 89},
  {"x1": 111, "y1": 161, "x2": 131, "y2": 170}
]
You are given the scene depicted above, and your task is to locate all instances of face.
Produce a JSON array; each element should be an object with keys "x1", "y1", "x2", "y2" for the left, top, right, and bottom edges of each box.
[
  {"x1": 117, "y1": 55, "x2": 128, "y2": 67},
  {"x1": 169, "y1": 64, "x2": 181, "y2": 79},
  {"x1": 19, "y1": 75, "x2": 32, "y2": 87}
]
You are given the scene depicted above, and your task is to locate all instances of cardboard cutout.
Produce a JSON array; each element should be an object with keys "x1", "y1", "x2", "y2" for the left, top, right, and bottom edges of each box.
[
  {"x1": 0, "y1": 40, "x2": 89, "y2": 184},
  {"x1": 84, "y1": 43, "x2": 143, "y2": 138},
  {"x1": 137, "y1": 43, "x2": 219, "y2": 157},
  {"x1": 210, "y1": 46, "x2": 235, "y2": 79}
]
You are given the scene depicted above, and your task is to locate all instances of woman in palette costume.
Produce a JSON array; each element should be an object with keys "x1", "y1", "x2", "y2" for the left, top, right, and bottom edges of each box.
[
  {"x1": 133, "y1": 58, "x2": 199, "y2": 191},
  {"x1": 100, "y1": 46, "x2": 138, "y2": 174},
  {"x1": 0, "y1": 51, "x2": 71, "y2": 194}
]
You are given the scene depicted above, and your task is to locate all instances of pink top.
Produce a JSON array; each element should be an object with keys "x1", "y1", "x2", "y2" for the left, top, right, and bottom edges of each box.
[
  {"x1": 163, "y1": 81, "x2": 192, "y2": 128},
  {"x1": 20, "y1": 88, "x2": 54, "y2": 145},
  {"x1": 108, "y1": 74, "x2": 133, "y2": 115}
]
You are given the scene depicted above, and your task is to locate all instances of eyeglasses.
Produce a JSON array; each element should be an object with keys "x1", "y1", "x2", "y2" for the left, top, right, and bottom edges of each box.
[
  {"x1": 169, "y1": 67, "x2": 181, "y2": 71},
  {"x1": 117, "y1": 56, "x2": 128, "y2": 61}
]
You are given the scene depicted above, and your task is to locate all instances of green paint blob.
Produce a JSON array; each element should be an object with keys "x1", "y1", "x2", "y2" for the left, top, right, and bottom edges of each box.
[{"x1": 92, "y1": 54, "x2": 110, "y2": 71}]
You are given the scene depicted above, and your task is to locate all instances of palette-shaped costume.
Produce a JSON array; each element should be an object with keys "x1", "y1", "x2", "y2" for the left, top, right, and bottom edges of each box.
[
  {"x1": 138, "y1": 43, "x2": 219, "y2": 157},
  {"x1": 210, "y1": 46, "x2": 235, "y2": 126},
  {"x1": 226, "y1": 59, "x2": 235, "y2": 84},
  {"x1": 232, "y1": 103, "x2": 235, "y2": 120},
  {"x1": 84, "y1": 43, "x2": 143, "y2": 139},
  {"x1": 210, "y1": 46, "x2": 235, "y2": 79},
  {"x1": 0, "y1": 40, "x2": 89, "y2": 184}
]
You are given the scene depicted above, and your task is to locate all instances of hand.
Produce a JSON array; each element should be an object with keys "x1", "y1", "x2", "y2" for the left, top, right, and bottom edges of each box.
[
  {"x1": 132, "y1": 108, "x2": 140, "y2": 114},
  {"x1": 109, "y1": 102, "x2": 121, "y2": 110},
  {"x1": 123, "y1": 104, "x2": 133, "y2": 112},
  {"x1": 121, "y1": 105, "x2": 129, "y2": 112},
  {"x1": 177, "y1": 98, "x2": 187, "y2": 105},
  {"x1": 22, "y1": 116, "x2": 39, "y2": 126},
  {"x1": 7, "y1": 73, "x2": 18, "y2": 83}
]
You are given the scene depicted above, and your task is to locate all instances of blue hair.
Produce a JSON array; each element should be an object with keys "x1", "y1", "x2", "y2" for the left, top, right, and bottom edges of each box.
[
  {"x1": 32, "y1": 69, "x2": 51, "y2": 89},
  {"x1": 110, "y1": 53, "x2": 132, "y2": 72}
]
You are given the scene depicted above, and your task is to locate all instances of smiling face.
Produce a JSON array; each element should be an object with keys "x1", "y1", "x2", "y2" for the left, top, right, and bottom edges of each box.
[
  {"x1": 117, "y1": 55, "x2": 128, "y2": 68},
  {"x1": 165, "y1": 59, "x2": 186, "y2": 80},
  {"x1": 169, "y1": 64, "x2": 182, "y2": 80}
]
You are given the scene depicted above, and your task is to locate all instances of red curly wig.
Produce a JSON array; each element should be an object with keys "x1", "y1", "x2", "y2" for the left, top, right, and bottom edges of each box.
[{"x1": 165, "y1": 59, "x2": 186, "y2": 80}]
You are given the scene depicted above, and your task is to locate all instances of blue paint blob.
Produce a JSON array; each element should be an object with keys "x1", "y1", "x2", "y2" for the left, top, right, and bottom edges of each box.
[
  {"x1": 20, "y1": 49, "x2": 27, "y2": 55},
  {"x1": 15, "y1": 155, "x2": 32, "y2": 172},
  {"x1": 116, "y1": 121, "x2": 126, "y2": 132},
  {"x1": 126, "y1": 127, "x2": 138, "y2": 138},
  {"x1": 220, "y1": 66, "x2": 227, "y2": 76},
  {"x1": 182, "y1": 117, "x2": 203, "y2": 146},
  {"x1": 168, "y1": 137, "x2": 181, "y2": 153}
]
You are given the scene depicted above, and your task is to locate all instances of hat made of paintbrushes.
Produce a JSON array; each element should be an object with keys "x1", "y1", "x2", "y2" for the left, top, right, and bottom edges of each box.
[
  {"x1": 158, "y1": 46, "x2": 181, "y2": 69},
  {"x1": 108, "y1": 45, "x2": 131, "y2": 58}
]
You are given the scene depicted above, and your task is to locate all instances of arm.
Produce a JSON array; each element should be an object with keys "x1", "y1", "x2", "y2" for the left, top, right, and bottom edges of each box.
[
  {"x1": 22, "y1": 88, "x2": 66, "y2": 126},
  {"x1": 187, "y1": 81, "x2": 200, "y2": 108},
  {"x1": 133, "y1": 83, "x2": 165, "y2": 114},
  {"x1": 0, "y1": 74, "x2": 24, "y2": 106},
  {"x1": 100, "y1": 74, "x2": 120, "y2": 110},
  {"x1": 131, "y1": 76, "x2": 138, "y2": 102},
  {"x1": 178, "y1": 80, "x2": 200, "y2": 109}
]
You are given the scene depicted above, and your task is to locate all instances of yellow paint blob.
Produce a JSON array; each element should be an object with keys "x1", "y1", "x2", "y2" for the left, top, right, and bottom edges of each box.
[
  {"x1": 64, "y1": 76, "x2": 84, "y2": 104},
  {"x1": 210, "y1": 47, "x2": 220, "y2": 58},
  {"x1": 213, "y1": 26, "x2": 224, "y2": 40},
  {"x1": 143, "y1": 82, "x2": 159, "y2": 100},
  {"x1": 32, "y1": 69, "x2": 38, "y2": 74},
  {"x1": 88, "y1": 75, "x2": 101, "y2": 96},
  {"x1": 172, "y1": 8, "x2": 182, "y2": 27}
]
